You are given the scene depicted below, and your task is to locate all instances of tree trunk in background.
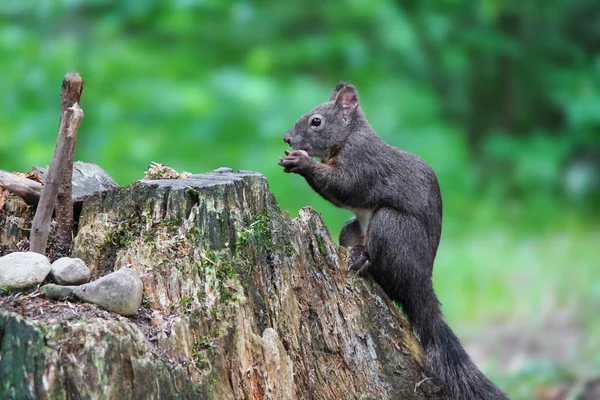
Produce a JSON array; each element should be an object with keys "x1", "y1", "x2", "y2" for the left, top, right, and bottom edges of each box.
[{"x1": 0, "y1": 170, "x2": 442, "y2": 399}]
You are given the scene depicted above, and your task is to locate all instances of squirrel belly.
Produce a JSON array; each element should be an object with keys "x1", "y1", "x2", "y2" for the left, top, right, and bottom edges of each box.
[{"x1": 279, "y1": 82, "x2": 508, "y2": 399}]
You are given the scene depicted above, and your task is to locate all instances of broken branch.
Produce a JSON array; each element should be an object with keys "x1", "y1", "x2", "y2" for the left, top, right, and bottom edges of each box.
[
  {"x1": 29, "y1": 82, "x2": 84, "y2": 255},
  {"x1": 55, "y1": 73, "x2": 85, "y2": 251},
  {"x1": 0, "y1": 170, "x2": 43, "y2": 205}
]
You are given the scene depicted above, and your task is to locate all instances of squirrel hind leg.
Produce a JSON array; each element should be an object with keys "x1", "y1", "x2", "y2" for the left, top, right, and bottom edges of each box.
[
  {"x1": 339, "y1": 217, "x2": 363, "y2": 247},
  {"x1": 341, "y1": 218, "x2": 371, "y2": 275}
]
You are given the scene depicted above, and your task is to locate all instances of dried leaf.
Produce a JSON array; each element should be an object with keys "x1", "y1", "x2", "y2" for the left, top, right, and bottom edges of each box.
[
  {"x1": 25, "y1": 169, "x2": 44, "y2": 184},
  {"x1": 144, "y1": 161, "x2": 191, "y2": 180}
]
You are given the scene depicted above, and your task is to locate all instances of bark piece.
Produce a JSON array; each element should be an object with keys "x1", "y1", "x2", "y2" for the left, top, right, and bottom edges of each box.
[
  {"x1": 0, "y1": 194, "x2": 33, "y2": 256},
  {"x1": 0, "y1": 170, "x2": 43, "y2": 206}
]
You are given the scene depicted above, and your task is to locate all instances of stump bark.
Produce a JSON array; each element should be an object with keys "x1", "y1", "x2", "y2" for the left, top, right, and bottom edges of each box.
[{"x1": 0, "y1": 170, "x2": 441, "y2": 399}]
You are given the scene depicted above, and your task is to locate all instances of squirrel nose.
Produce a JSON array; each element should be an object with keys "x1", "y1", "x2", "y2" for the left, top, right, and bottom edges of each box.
[{"x1": 283, "y1": 134, "x2": 291, "y2": 146}]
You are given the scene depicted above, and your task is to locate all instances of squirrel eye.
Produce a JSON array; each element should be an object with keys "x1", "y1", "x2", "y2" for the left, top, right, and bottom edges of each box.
[{"x1": 310, "y1": 117, "x2": 322, "y2": 127}]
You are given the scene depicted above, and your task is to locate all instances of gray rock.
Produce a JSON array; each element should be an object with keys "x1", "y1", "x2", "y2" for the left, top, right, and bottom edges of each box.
[
  {"x1": 35, "y1": 161, "x2": 119, "y2": 203},
  {"x1": 50, "y1": 257, "x2": 90, "y2": 285},
  {"x1": 0, "y1": 252, "x2": 51, "y2": 290},
  {"x1": 71, "y1": 268, "x2": 143, "y2": 316},
  {"x1": 41, "y1": 284, "x2": 75, "y2": 300}
]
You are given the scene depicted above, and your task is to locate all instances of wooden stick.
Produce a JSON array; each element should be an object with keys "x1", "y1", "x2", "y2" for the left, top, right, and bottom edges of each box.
[
  {"x1": 29, "y1": 74, "x2": 84, "y2": 254},
  {"x1": 0, "y1": 170, "x2": 43, "y2": 205},
  {"x1": 55, "y1": 73, "x2": 85, "y2": 250}
]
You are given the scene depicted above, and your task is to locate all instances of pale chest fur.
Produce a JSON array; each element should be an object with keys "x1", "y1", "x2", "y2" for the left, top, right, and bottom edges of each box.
[{"x1": 348, "y1": 208, "x2": 373, "y2": 236}]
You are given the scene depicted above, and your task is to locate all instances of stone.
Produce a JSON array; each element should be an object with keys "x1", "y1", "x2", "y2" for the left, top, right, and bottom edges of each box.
[
  {"x1": 35, "y1": 161, "x2": 119, "y2": 203},
  {"x1": 71, "y1": 268, "x2": 143, "y2": 316},
  {"x1": 50, "y1": 257, "x2": 90, "y2": 285},
  {"x1": 0, "y1": 252, "x2": 51, "y2": 290},
  {"x1": 40, "y1": 284, "x2": 74, "y2": 300}
]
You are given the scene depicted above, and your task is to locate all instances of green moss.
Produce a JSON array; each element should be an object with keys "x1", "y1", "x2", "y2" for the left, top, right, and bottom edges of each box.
[
  {"x1": 185, "y1": 226, "x2": 203, "y2": 242},
  {"x1": 104, "y1": 218, "x2": 136, "y2": 247},
  {"x1": 198, "y1": 251, "x2": 218, "y2": 274},
  {"x1": 283, "y1": 240, "x2": 294, "y2": 257},
  {"x1": 104, "y1": 213, "x2": 153, "y2": 248},
  {"x1": 194, "y1": 260, "x2": 203, "y2": 275},
  {"x1": 192, "y1": 327, "x2": 218, "y2": 371},
  {"x1": 235, "y1": 213, "x2": 273, "y2": 254},
  {"x1": 315, "y1": 234, "x2": 327, "y2": 256},
  {"x1": 220, "y1": 290, "x2": 233, "y2": 303},
  {"x1": 216, "y1": 260, "x2": 237, "y2": 282},
  {"x1": 179, "y1": 295, "x2": 192, "y2": 309},
  {"x1": 196, "y1": 287, "x2": 205, "y2": 301},
  {"x1": 159, "y1": 218, "x2": 181, "y2": 229},
  {"x1": 185, "y1": 187, "x2": 200, "y2": 202},
  {"x1": 0, "y1": 313, "x2": 47, "y2": 399},
  {"x1": 207, "y1": 371, "x2": 217, "y2": 391},
  {"x1": 142, "y1": 229, "x2": 156, "y2": 243}
]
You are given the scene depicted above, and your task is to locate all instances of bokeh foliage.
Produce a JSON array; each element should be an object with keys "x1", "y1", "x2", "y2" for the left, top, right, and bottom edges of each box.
[{"x1": 1, "y1": 1, "x2": 599, "y2": 398}]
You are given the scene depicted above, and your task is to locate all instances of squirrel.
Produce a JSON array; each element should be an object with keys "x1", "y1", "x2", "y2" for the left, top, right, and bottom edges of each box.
[{"x1": 278, "y1": 82, "x2": 507, "y2": 400}]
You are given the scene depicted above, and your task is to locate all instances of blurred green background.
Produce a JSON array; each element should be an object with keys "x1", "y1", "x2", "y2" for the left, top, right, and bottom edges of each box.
[{"x1": 1, "y1": 1, "x2": 599, "y2": 398}]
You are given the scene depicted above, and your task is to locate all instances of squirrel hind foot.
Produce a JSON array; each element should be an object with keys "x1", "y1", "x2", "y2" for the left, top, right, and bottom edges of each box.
[{"x1": 348, "y1": 245, "x2": 371, "y2": 276}]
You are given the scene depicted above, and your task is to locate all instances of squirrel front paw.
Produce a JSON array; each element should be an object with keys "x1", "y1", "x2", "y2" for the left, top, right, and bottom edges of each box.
[
  {"x1": 348, "y1": 245, "x2": 371, "y2": 276},
  {"x1": 278, "y1": 150, "x2": 312, "y2": 174}
]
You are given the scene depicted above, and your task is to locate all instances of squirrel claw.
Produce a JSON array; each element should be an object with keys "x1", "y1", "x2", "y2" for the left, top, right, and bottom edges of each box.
[
  {"x1": 348, "y1": 245, "x2": 370, "y2": 276},
  {"x1": 349, "y1": 259, "x2": 371, "y2": 276}
]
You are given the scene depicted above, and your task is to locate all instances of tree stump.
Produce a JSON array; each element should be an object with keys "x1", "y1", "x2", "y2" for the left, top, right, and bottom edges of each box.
[{"x1": 0, "y1": 170, "x2": 441, "y2": 399}]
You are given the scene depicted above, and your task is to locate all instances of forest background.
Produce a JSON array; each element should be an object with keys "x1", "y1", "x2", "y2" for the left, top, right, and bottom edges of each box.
[{"x1": 1, "y1": 1, "x2": 599, "y2": 398}]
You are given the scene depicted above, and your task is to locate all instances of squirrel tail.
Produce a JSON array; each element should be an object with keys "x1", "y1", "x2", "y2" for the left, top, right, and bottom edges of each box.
[
  {"x1": 419, "y1": 315, "x2": 508, "y2": 400},
  {"x1": 366, "y1": 208, "x2": 507, "y2": 399},
  {"x1": 397, "y1": 274, "x2": 507, "y2": 399},
  {"x1": 379, "y1": 272, "x2": 508, "y2": 399}
]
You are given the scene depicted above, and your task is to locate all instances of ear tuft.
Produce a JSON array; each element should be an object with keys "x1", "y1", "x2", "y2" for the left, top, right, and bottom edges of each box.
[{"x1": 334, "y1": 84, "x2": 359, "y2": 112}]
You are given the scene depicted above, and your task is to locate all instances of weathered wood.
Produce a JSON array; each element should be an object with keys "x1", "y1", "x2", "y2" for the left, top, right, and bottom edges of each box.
[
  {"x1": 1, "y1": 170, "x2": 443, "y2": 399},
  {"x1": 29, "y1": 92, "x2": 84, "y2": 254},
  {"x1": 55, "y1": 73, "x2": 85, "y2": 252},
  {"x1": 0, "y1": 170, "x2": 42, "y2": 205}
]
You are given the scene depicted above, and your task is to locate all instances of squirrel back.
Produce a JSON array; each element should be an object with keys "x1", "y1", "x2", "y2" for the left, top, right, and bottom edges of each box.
[{"x1": 280, "y1": 82, "x2": 507, "y2": 400}]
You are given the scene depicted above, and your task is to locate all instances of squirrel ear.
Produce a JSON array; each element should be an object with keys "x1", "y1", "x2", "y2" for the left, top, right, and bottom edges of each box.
[
  {"x1": 329, "y1": 82, "x2": 349, "y2": 101},
  {"x1": 333, "y1": 84, "x2": 359, "y2": 116}
]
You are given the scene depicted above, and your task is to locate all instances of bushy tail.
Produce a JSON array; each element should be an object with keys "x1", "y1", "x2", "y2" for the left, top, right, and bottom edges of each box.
[
  {"x1": 419, "y1": 316, "x2": 508, "y2": 400},
  {"x1": 365, "y1": 208, "x2": 507, "y2": 398}
]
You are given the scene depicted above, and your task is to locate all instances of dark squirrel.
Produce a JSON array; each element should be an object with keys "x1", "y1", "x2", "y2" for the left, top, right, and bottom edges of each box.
[{"x1": 278, "y1": 83, "x2": 507, "y2": 400}]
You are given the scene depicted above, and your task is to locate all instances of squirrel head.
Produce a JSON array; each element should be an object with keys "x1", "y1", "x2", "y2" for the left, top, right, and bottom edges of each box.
[{"x1": 283, "y1": 82, "x2": 360, "y2": 161}]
